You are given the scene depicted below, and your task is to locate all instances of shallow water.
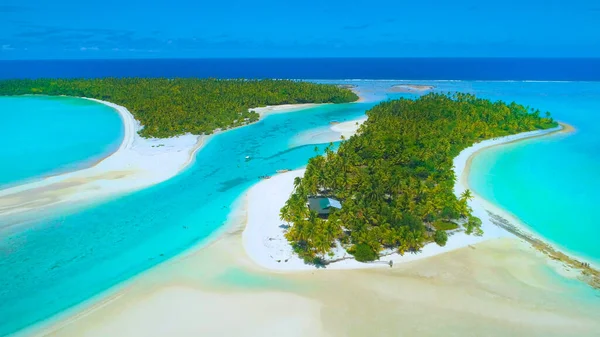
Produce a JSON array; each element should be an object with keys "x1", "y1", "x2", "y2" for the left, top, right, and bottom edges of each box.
[
  {"x1": 0, "y1": 96, "x2": 123, "y2": 188},
  {"x1": 0, "y1": 96, "x2": 375, "y2": 336},
  {"x1": 463, "y1": 81, "x2": 600, "y2": 265},
  {"x1": 1, "y1": 81, "x2": 599, "y2": 335}
]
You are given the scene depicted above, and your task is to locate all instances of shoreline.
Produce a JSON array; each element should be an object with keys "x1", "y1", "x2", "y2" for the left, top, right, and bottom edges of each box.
[
  {"x1": 458, "y1": 122, "x2": 599, "y2": 288},
  {"x1": 290, "y1": 116, "x2": 367, "y2": 147},
  {"x1": 0, "y1": 97, "x2": 203, "y2": 221},
  {"x1": 242, "y1": 122, "x2": 599, "y2": 277},
  {"x1": 330, "y1": 117, "x2": 367, "y2": 139},
  {"x1": 0, "y1": 98, "x2": 324, "y2": 223},
  {"x1": 0, "y1": 95, "x2": 127, "y2": 192}
]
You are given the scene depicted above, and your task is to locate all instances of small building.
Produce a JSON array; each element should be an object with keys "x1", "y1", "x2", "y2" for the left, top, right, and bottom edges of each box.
[{"x1": 307, "y1": 197, "x2": 342, "y2": 217}]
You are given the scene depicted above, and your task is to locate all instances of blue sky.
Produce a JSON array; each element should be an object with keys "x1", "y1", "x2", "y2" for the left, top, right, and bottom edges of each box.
[{"x1": 1, "y1": 0, "x2": 599, "y2": 59}]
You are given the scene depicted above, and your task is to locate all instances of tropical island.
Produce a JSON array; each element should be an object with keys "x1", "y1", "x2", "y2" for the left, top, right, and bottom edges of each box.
[
  {"x1": 280, "y1": 93, "x2": 557, "y2": 264},
  {"x1": 0, "y1": 78, "x2": 358, "y2": 138}
]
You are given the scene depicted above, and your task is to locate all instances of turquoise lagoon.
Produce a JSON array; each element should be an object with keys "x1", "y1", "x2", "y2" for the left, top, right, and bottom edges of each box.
[
  {"x1": 0, "y1": 96, "x2": 123, "y2": 188},
  {"x1": 0, "y1": 81, "x2": 599, "y2": 335},
  {"x1": 458, "y1": 81, "x2": 600, "y2": 266},
  {"x1": 0, "y1": 95, "x2": 375, "y2": 336}
]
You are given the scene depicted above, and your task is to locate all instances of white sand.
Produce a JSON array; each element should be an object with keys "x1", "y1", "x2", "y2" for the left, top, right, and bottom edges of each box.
[
  {"x1": 29, "y1": 235, "x2": 600, "y2": 337},
  {"x1": 290, "y1": 116, "x2": 367, "y2": 147},
  {"x1": 252, "y1": 103, "x2": 323, "y2": 118},
  {"x1": 243, "y1": 125, "x2": 564, "y2": 271},
  {"x1": 24, "y1": 205, "x2": 600, "y2": 337},
  {"x1": 57, "y1": 287, "x2": 325, "y2": 337},
  {"x1": 0, "y1": 100, "x2": 322, "y2": 220},
  {"x1": 330, "y1": 117, "x2": 367, "y2": 139}
]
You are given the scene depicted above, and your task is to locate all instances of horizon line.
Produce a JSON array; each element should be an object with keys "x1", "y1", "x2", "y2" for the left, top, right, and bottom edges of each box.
[{"x1": 2, "y1": 56, "x2": 600, "y2": 62}]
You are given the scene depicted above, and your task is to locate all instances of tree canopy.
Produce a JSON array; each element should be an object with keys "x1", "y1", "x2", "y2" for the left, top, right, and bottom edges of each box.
[
  {"x1": 280, "y1": 93, "x2": 557, "y2": 263},
  {"x1": 0, "y1": 78, "x2": 358, "y2": 138}
]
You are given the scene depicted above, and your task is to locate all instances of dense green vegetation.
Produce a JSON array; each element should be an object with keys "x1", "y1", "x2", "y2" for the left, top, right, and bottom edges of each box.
[
  {"x1": 433, "y1": 230, "x2": 448, "y2": 247},
  {"x1": 432, "y1": 220, "x2": 459, "y2": 231},
  {"x1": 280, "y1": 93, "x2": 557, "y2": 263},
  {"x1": 0, "y1": 78, "x2": 358, "y2": 138}
]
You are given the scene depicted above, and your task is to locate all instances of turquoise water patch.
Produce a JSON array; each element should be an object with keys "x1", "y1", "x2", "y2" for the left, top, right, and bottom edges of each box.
[
  {"x1": 538, "y1": 263, "x2": 600, "y2": 302},
  {"x1": 212, "y1": 267, "x2": 302, "y2": 292},
  {"x1": 0, "y1": 96, "x2": 123, "y2": 188},
  {"x1": 466, "y1": 82, "x2": 600, "y2": 265}
]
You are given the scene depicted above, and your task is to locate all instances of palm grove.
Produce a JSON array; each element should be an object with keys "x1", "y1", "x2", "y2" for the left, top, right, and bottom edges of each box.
[
  {"x1": 0, "y1": 78, "x2": 358, "y2": 138},
  {"x1": 280, "y1": 93, "x2": 557, "y2": 264}
]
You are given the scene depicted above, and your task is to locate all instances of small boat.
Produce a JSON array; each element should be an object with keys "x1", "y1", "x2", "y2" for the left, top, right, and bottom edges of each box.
[
  {"x1": 259, "y1": 175, "x2": 272, "y2": 180},
  {"x1": 276, "y1": 169, "x2": 291, "y2": 173},
  {"x1": 245, "y1": 156, "x2": 251, "y2": 161}
]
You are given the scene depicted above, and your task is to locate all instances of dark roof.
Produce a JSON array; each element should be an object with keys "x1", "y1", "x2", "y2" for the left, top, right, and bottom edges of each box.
[{"x1": 308, "y1": 197, "x2": 342, "y2": 215}]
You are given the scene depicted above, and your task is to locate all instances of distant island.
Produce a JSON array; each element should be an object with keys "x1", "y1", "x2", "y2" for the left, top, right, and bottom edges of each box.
[
  {"x1": 390, "y1": 84, "x2": 435, "y2": 93},
  {"x1": 280, "y1": 93, "x2": 557, "y2": 264},
  {"x1": 0, "y1": 79, "x2": 358, "y2": 138},
  {"x1": 336, "y1": 84, "x2": 358, "y2": 89}
]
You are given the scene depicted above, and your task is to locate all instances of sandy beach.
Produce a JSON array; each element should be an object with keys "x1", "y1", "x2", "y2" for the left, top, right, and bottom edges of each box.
[
  {"x1": 291, "y1": 116, "x2": 367, "y2": 147},
  {"x1": 253, "y1": 103, "x2": 323, "y2": 118},
  {"x1": 0, "y1": 100, "x2": 321, "y2": 221},
  {"x1": 26, "y1": 203, "x2": 600, "y2": 337},
  {"x1": 16, "y1": 120, "x2": 600, "y2": 337}
]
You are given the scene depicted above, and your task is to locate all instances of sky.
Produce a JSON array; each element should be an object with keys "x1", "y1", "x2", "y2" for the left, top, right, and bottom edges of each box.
[{"x1": 1, "y1": 0, "x2": 599, "y2": 59}]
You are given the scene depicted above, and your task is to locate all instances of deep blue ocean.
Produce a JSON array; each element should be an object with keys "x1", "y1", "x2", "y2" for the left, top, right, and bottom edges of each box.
[
  {"x1": 1, "y1": 59, "x2": 599, "y2": 336},
  {"x1": 0, "y1": 58, "x2": 599, "y2": 81}
]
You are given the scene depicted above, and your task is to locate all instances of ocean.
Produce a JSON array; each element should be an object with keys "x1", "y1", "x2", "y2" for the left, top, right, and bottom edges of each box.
[
  {"x1": 0, "y1": 58, "x2": 600, "y2": 81},
  {"x1": 0, "y1": 59, "x2": 599, "y2": 335}
]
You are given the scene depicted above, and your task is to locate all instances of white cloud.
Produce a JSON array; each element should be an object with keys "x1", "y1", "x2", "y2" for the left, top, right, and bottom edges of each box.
[
  {"x1": 80, "y1": 46, "x2": 99, "y2": 51},
  {"x1": 2, "y1": 44, "x2": 15, "y2": 51}
]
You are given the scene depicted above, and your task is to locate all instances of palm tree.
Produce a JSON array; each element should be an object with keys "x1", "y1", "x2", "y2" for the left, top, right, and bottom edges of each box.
[
  {"x1": 293, "y1": 177, "x2": 302, "y2": 192},
  {"x1": 460, "y1": 189, "x2": 473, "y2": 202}
]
